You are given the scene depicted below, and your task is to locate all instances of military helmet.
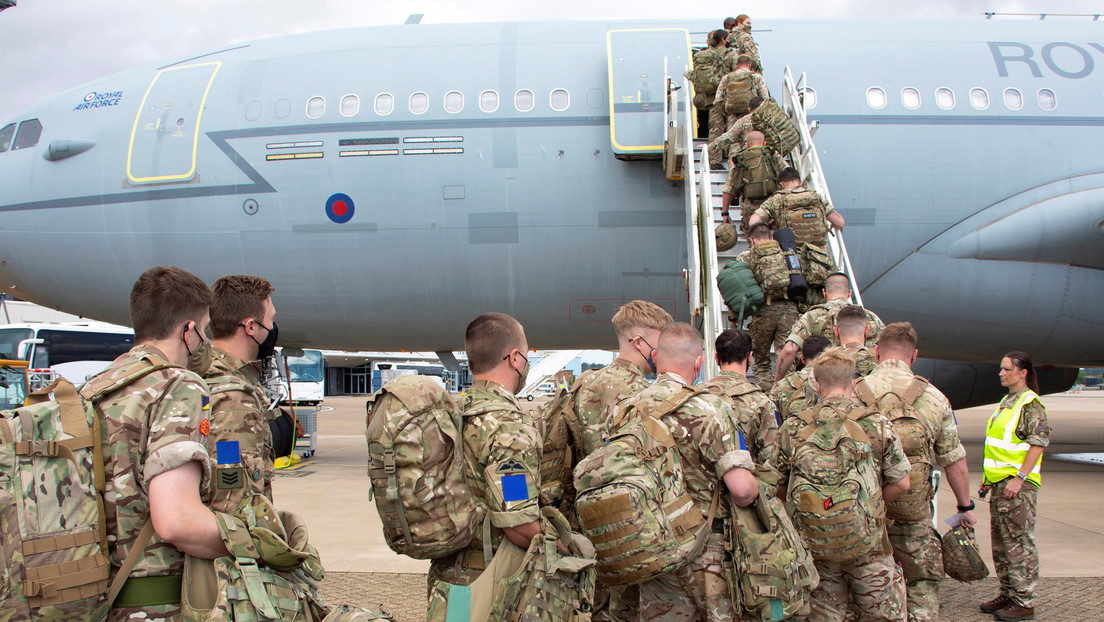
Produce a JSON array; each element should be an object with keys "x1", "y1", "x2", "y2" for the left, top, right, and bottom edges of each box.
[
  {"x1": 715, "y1": 223, "x2": 738, "y2": 252},
  {"x1": 941, "y1": 525, "x2": 989, "y2": 582}
]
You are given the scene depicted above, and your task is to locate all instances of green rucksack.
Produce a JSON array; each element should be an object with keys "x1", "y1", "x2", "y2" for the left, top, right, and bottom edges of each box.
[
  {"x1": 786, "y1": 402, "x2": 889, "y2": 563},
  {"x1": 726, "y1": 476, "x2": 819, "y2": 622},
  {"x1": 734, "y1": 145, "x2": 781, "y2": 201},
  {"x1": 717, "y1": 259, "x2": 765, "y2": 325},
  {"x1": 365, "y1": 375, "x2": 479, "y2": 560},
  {"x1": 799, "y1": 242, "x2": 833, "y2": 288},
  {"x1": 746, "y1": 240, "x2": 790, "y2": 300},
  {"x1": 538, "y1": 371, "x2": 593, "y2": 515},
  {"x1": 686, "y1": 47, "x2": 730, "y2": 108},
  {"x1": 724, "y1": 72, "x2": 756, "y2": 116},
  {"x1": 573, "y1": 386, "x2": 717, "y2": 586},
  {"x1": 752, "y1": 99, "x2": 800, "y2": 155}
]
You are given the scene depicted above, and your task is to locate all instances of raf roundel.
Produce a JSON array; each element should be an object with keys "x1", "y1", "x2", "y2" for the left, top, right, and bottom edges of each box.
[{"x1": 325, "y1": 193, "x2": 355, "y2": 224}]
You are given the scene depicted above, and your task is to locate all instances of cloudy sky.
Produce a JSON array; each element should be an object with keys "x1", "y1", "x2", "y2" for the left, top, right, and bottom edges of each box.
[{"x1": 2, "y1": 0, "x2": 1100, "y2": 122}]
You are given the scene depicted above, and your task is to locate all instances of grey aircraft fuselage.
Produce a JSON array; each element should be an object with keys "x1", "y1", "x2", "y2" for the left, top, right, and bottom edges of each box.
[{"x1": 0, "y1": 19, "x2": 1101, "y2": 393}]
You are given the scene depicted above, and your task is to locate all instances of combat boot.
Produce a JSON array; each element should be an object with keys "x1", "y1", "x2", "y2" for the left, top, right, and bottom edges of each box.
[
  {"x1": 979, "y1": 595, "x2": 1011, "y2": 614},
  {"x1": 994, "y1": 603, "x2": 1034, "y2": 621}
]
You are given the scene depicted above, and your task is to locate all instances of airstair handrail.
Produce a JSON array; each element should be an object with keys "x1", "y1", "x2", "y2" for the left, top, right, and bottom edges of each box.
[{"x1": 780, "y1": 66, "x2": 864, "y2": 307}]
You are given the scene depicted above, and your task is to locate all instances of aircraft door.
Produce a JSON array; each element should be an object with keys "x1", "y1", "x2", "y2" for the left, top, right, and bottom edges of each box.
[
  {"x1": 606, "y1": 28, "x2": 690, "y2": 159},
  {"x1": 126, "y1": 61, "x2": 221, "y2": 184}
]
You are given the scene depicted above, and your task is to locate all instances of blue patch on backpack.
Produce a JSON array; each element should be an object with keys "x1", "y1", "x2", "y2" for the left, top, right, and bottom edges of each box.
[{"x1": 501, "y1": 474, "x2": 529, "y2": 502}]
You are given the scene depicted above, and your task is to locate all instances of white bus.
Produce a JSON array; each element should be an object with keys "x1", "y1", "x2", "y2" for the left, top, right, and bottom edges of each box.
[
  {"x1": 0, "y1": 322, "x2": 134, "y2": 388},
  {"x1": 276, "y1": 348, "x2": 325, "y2": 405}
]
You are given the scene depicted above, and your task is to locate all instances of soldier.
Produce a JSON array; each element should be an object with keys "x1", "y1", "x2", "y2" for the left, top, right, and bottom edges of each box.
[
  {"x1": 835, "y1": 304, "x2": 877, "y2": 377},
  {"x1": 426, "y1": 313, "x2": 542, "y2": 619},
  {"x1": 749, "y1": 167, "x2": 845, "y2": 249},
  {"x1": 714, "y1": 55, "x2": 769, "y2": 132},
  {"x1": 773, "y1": 273, "x2": 885, "y2": 383},
  {"x1": 721, "y1": 131, "x2": 786, "y2": 231},
  {"x1": 203, "y1": 275, "x2": 296, "y2": 513},
  {"x1": 772, "y1": 334, "x2": 831, "y2": 420},
  {"x1": 773, "y1": 347, "x2": 910, "y2": 622},
  {"x1": 699, "y1": 328, "x2": 780, "y2": 465},
  {"x1": 855, "y1": 322, "x2": 977, "y2": 622},
  {"x1": 729, "y1": 14, "x2": 762, "y2": 73},
  {"x1": 709, "y1": 95, "x2": 762, "y2": 168},
  {"x1": 81, "y1": 266, "x2": 228, "y2": 620},
  {"x1": 573, "y1": 300, "x2": 671, "y2": 621},
  {"x1": 630, "y1": 323, "x2": 759, "y2": 621},
  {"x1": 979, "y1": 351, "x2": 1050, "y2": 622},
  {"x1": 736, "y1": 224, "x2": 799, "y2": 387},
  {"x1": 687, "y1": 29, "x2": 737, "y2": 164}
]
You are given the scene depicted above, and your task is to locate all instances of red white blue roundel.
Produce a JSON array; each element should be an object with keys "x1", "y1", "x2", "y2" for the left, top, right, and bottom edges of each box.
[{"x1": 325, "y1": 193, "x2": 354, "y2": 224}]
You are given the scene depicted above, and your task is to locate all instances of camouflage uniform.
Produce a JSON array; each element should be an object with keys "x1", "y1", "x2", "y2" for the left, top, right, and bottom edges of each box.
[
  {"x1": 689, "y1": 46, "x2": 738, "y2": 163},
  {"x1": 81, "y1": 345, "x2": 212, "y2": 622},
  {"x1": 785, "y1": 297, "x2": 885, "y2": 350},
  {"x1": 842, "y1": 342, "x2": 877, "y2": 377},
  {"x1": 631, "y1": 372, "x2": 755, "y2": 621},
  {"x1": 987, "y1": 390, "x2": 1049, "y2": 609},
  {"x1": 426, "y1": 380, "x2": 541, "y2": 620},
  {"x1": 714, "y1": 68, "x2": 770, "y2": 131},
  {"x1": 699, "y1": 370, "x2": 780, "y2": 466},
  {"x1": 710, "y1": 113, "x2": 754, "y2": 165},
  {"x1": 730, "y1": 26, "x2": 762, "y2": 72},
  {"x1": 772, "y1": 368, "x2": 818, "y2": 420},
  {"x1": 858, "y1": 359, "x2": 967, "y2": 622},
  {"x1": 203, "y1": 346, "x2": 274, "y2": 513},
  {"x1": 723, "y1": 146, "x2": 787, "y2": 230},
  {"x1": 774, "y1": 395, "x2": 911, "y2": 622},
  {"x1": 754, "y1": 188, "x2": 836, "y2": 249},
  {"x1": 572, "y1": 358, "x2": 650, "y2": 622},
  {"x1": 734, "y1": 245, "x2": 799, "y2": 386}
]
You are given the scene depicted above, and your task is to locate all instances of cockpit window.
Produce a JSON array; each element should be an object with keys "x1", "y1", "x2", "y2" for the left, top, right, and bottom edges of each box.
[
  {"x1": 0, "y1": 123, "x2": 14, "y2": 153},
  {"x1": 12, "y1": 118, "x2": 43, "y2": 151}
]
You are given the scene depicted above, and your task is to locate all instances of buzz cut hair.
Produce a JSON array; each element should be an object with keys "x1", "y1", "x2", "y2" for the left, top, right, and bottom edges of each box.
[
  {"x1": 812, "y1": 346, "x2": 857, "y2": 391},
  {"x1": 658, "y1": 322, "x2": 703, "y2": 366},
  {"x1": 736, "y1": 54, "x2": 754, "y2": 67},
  {"x1": 748, "y1": 223, "x2": 771, "y2": 241},
  {"x1": 778, "y1": 167, "x2": 801, "y2": 183},
  {"x1": 835, "y1": 305, "x2": 868, "y2": 337},
  {"x1": 130, "y1": 266, "x2": 212, "y2": 342},
  {"x1": 715, "y1": 329, "x2": 753, "y2": 365},
  {"x1": 877, "y1": 322, "x2": 918, "y2": 353},
  {"x1": 824, "y1": 272, "x2": 852, "y2": 295},
  {"x1": 210, "y1": 275, "x2": 275, "y2": 340},
  {"x1": 612, "y1": 300, "x2": 673, "y2": 342},
  {"x1": 465, "y1": 312, "x2": 525, "y2": 374},
  {"x1": 802, "y1": 334, "x2": 832, "y2": 362}
]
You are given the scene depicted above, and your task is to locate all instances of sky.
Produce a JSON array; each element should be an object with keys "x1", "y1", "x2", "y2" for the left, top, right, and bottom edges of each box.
[{"x1": 2, "y1": 0, "x2": 1101, "y2": 122}]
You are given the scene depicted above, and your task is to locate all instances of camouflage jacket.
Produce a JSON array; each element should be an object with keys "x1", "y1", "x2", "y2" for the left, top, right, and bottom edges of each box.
[
  {"x1": 858, "y1": 359, "x2": 967, "y2": 466},
  {"x1": 843, "y1": 342, "x2": 878, "y2": 377},
  {"x1": 712, "y1": 113, "x2": 755, "y2": 162},
  {"x1": 203, "y1": 345, "x2": 275, "y2": 513},
  {"x1": 81, "y1": 346, "x2": 211, "y2": 594},
  {"x1": 774, "y1": 394, "x2": 911, "y2": 493},
  {"x1": 574, "y1": 357, "x2": 650, "y2": 456},
  {"x1": 772, "y1": 368, "x2": 818, "y2": 421},
  {"x1": 713, "y1": 68, "x2": 770, "y2": 108},
  {"x1": 785, "y1": 297, "x2": 885, "y2": 349},
  {"x1": 999, "y1": 388, "x2": 1051, "y2": 447},
  {"x1": 624, "y1": 372, "x2": 754, "y2": 517},
  {"x1": 699, "y1": 370, "x2": 780, "y2": 466},
  {"x1": 731, "y1": 26, "x2": 761, "y2": 66}
]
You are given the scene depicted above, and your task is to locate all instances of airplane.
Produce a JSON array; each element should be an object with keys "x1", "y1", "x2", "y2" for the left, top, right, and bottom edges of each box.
[{"x1": 0, "y1": 16, "x2": 1100, "y2": 408}]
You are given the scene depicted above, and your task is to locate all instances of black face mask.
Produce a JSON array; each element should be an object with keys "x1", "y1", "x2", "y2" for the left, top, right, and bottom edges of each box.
[{"x1": 247, "y1": 321, "x2": 279, "y2": 360}]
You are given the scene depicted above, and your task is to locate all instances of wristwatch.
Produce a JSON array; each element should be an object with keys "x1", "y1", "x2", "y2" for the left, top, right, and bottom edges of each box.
[
  {"x1": 956, "y1": 500, "x2": 975, "y2": 513},
  {"x1": 1015, "y1": 471, "x2": 1028, "y2": 480}
]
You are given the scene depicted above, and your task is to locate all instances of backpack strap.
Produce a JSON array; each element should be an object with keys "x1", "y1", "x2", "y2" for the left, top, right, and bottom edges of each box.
[
  {"x1": 106, "y1": 520, "x2": 155, "y2": 607},
  {"x1": 852, "y1": 378, "x2": 878, "y2": 407},
  {"x1": 901, "y1": 377, "x2": 929, "y2": 405}
]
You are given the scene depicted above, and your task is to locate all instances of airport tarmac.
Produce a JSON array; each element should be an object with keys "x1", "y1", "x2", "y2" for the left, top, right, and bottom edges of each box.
[{"x1": 277, "y1": 392, "x2": 1104, "y2": 621}]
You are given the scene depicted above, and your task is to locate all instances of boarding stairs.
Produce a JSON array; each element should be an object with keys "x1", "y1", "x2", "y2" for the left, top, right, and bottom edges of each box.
[{"x1": 664, "y1": 65, "x2": 864, "y2": 377}]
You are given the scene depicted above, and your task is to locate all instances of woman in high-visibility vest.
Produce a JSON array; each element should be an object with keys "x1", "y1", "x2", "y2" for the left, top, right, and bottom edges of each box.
[{"x1": 978, "y1": 351, "x2": 1049, "y2": 622}]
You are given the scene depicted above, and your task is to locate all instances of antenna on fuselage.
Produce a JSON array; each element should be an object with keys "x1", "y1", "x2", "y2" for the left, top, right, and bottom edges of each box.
[{"x1": 405, "y1": 14, "x2": 424, "y2": 25}]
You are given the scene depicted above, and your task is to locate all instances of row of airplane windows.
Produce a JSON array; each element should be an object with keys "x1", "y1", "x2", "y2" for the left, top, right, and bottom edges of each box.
[{"x1": 863, "y1": 86, "x2": 1058, "y2": 112}]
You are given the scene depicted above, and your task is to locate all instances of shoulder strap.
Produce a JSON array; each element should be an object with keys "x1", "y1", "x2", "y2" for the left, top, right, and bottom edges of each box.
[
  {"x1": 106, "y1": 520, "x2": 155, "y2": 606},
  {"x1": 650, "y1": 385, "x2": 705, "y2": 420},
  {"x1": 853, "y1": 378, "x2": 877, "y2": 406},
  {"x1": 83, "y1": 358, "x2": 181, "y2": 402},
  {"x1": 902, "y1": 377, "x2": 929, "y2": 405}
]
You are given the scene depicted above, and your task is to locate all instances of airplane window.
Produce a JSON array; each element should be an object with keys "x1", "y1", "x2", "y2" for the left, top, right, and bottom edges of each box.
[
  {"x1": 340, "y1": 94, "x2": 360, "y2": 117},
  {"x1": 374, "y1": 93, "x2": 394, "y2": 116},
  {"x1": 444, "y1": 91, "x2": 464, "y2": 113},
  {"x1": 550, "y1": 88, "x2": 570, "y2": 111},
  {"x1": 801, "y1": 87, "x2": 817, "y2": 109},
  {"x1": 1038, "y1": 89, "x2": 1057, "y2": 111},
  {"x1": 410, "y1": 92, "x2": 429, "y2": 114},
  {"x1": 901, "y1": 88, "x2": 921, "y2": 110},
  {"x1": 0, "y1": 123, "x2": 14, "y2": 153},
  {"x1": 306, "y1": 97, "x2": 325, "y2": 119},
  {"x1": 515, "y1": 89, "x2": 534, "y2": 112},
  {"x1": 479, "y1": 90, "x2": 499, "y2": 113},
  {"x1": 865, "y1": 87, "x2": 887, "y2": 110},
  {"x1": 245, "y1": 101, "x2": 262, "y2": 121},
  {"x1": 970, "y1": 88, "x2": 989, "y2": 110},
  {"x1": 1003, "y1": 88, "x2": 1023, "y2": 111},
  {"x1": 936, "y1": 87, "x2": 955, "y2": 110},
  {"x1": 274, "y1": 99, "x2": 291, "y2": 119},
  {"x1": 12, "y1": 118, "x2": 43, "y2": 150},
  {"x1": 587, "y1": 88, "x2": 604, "y2": 109}
]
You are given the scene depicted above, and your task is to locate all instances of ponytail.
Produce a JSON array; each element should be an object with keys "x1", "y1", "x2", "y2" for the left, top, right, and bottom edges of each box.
[{"x1": 1005, "y1": 350, "x2": 1039, "y2": 394}]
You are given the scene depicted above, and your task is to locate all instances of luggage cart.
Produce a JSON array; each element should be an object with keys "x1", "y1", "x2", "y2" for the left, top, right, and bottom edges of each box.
[{"x1": 294, "y1": 406, "x2": 319, "y2": 459}]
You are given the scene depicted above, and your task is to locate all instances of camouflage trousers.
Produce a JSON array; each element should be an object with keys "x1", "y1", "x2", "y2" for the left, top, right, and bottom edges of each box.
[
  {"x1": 639, "y1": 533, "x2": 737, "y2": 621},
  {"x1": 425, "y1": 557, "x2": 480, "y2": 621},
  {"x1": 708, "y1": 104, "x2": 727, "y2": 164},
  {"x1": 748, "y1": 301, "x2": 799, "y2": 389},
  {"x1": 591, "y1": 583, "x2": 639, "y2": 622},
  {"x1": 809, "y1": 549, "x2": 907, "y2": 622},
  {"x1": 887, "y1": 519, "x2": 944, "y2": 622},
  {"x1": 991, "y1": 478, "x2": 1040, "y2": 608},
  {"x1": 110, "y1": 603, "x2": 180, "y2": 622}
]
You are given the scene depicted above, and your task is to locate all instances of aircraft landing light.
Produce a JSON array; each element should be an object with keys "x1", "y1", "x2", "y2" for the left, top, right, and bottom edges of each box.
[
  {"x1": 266, "y1": 152, "x2": 323, "y2": 161},
  {"x1": 339, "y1": 149, "x2": 399, "y2": 157},
  {"x1": 403, "y1": 136, "x2": 464, "y2": 143},
  {"x1": 267, "y1": 141, "x2": 324, "y2": 149},
  {"x1": 403, "y1": 148, "x2": 464, "y2": 155}
]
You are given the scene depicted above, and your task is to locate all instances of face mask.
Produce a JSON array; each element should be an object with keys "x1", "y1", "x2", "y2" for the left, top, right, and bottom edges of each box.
[
  {"x1": 635, "y1": 336, "x2": 658, "y2": 374},
  {"x1": 184, "y1": 325, "x2": 212, "y2": 374},
  {"x1": 514, "y1": 354, "x2": 530, "y2": 395},
  {"x1": 251, "y1": 321, "x2": 279, "y2": 361},
  {"x1": 743, "y1": 24, "x2": 752, "y2": 32}
]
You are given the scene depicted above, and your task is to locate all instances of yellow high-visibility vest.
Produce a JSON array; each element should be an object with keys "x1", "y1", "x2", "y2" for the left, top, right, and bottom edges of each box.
[{"x1": 983, "y1": 390, "x2": 1042, "y2": 487}]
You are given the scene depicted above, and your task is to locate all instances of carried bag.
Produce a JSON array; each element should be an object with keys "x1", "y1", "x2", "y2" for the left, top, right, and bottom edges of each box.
[
  {"x1": 365, "y1": 375, "x2": 478, "y2": 559},
  {"x1": 747, "y1": 240, "x2": 790, "y2": 300},
  {"x1": 538, "y1": 371, "x2": 592, "y2": 514},
  {"x1": 776, "y1": 190, "x2": 830, "y2": 249},
  {"x1": 724, "y1": 72, "x2": 756, "y2": 116},
  {"x1": 734, "y1": 145, "x2": 781, "y2": 201},
  {"x1": 799, "y1": 242, "x2": 833, "y2": 288},
  {"x1": 941, "y1": 525, "x2": 989, "y2": 583},
  {"x1": 686, "y1": 47, "x2": 729, "y2": 107},
  {"x1": 717, "y1": 259, "x2": 765, "y2": 325},
  {"x1": 751, "y1": 98, "x2": 800, "y2": 155}
]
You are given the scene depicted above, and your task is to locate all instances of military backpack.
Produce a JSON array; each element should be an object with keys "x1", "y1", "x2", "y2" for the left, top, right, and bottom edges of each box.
[
  {"x1": 686, "y1": 47, "x2": 730, "y2": 108},
  {"x1": 773, "y1": 190, "x2": 830, "y2": 249},
  {"x1": 723, "y1": 72, "x2": 756, "y2": 116},
  {"x1": 751, "y1": 98, "x2": 800, "y2": 155},
  {"x1": 717, "y1": 259, "x2": 765, "y2": 325},
  {"x1": 538, "y1": 371, "x2": 592, "y2": 514},
  {"x1": 786, "y1": 402, "x2": 889, "y2": 563},
  {"x1": 365, "y1": 375, "x2": 480, "y2": 560},
  {"x1": 746, "y1": 240, "x2": 790, "y2": 300},
  {"x1": 799, "y1": 242, "x2": 833, "y2": 288},
  {"x1": 573, "y1": 386, "x2": 718, "y2": 586},
  {"x1": 734, "y1": 145, "x2": 781, "y2": 201},
  {"x1": 941, "y1": 525, "x2": 989, "y2": 583},
  {"x1": 854, "y1": 376, "x2": 936, "y2": 522}
]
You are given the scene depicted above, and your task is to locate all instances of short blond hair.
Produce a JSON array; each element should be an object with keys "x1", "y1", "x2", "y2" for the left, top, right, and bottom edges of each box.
[
  {"x1": 877, "y1": 322, "x2": 918, "y2": 354},
  {"x1": 812, "y1": 347, "x2": 856, "y2": 391},
  {"x1": 657, "y1": 322, "x2": 702, "y2": 366},
  {"x1": 612, "y1": 300, "x2": 673, "y2": 341}
]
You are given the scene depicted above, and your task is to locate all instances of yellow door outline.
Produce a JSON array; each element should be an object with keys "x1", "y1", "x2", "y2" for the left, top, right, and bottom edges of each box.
[
  {"x1": 606, "y1": 28, "x2": 691, "y2": 152},
  {"x1": 126, "y1": 61, "x2": 221, "y2": 184}
]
